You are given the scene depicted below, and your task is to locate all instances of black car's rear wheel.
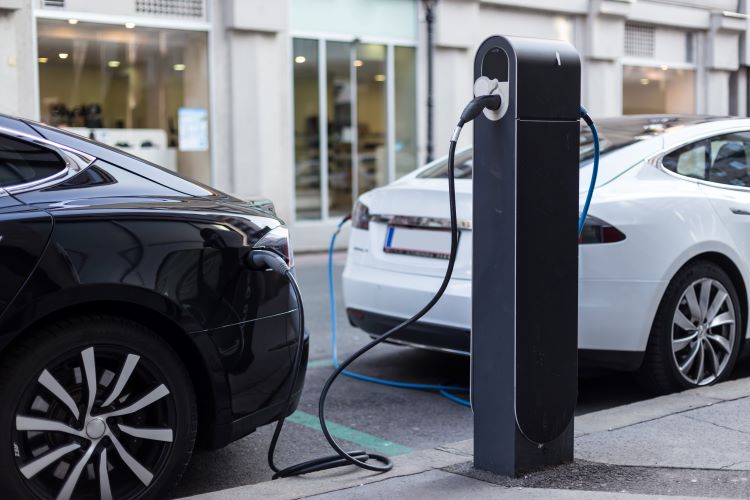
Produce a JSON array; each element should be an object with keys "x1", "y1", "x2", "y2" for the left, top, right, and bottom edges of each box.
[
  {"x1": 0, "y1": 316, "x2": 196, "y2": 500},
  {"x1": 638, "y1": 261, "x2": 742, "y2": 394}
]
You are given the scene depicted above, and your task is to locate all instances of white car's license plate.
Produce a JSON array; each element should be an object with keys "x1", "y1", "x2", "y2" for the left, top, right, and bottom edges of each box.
[{"x1": 383, "y1": 226, "x2": 456, "y2": 260}]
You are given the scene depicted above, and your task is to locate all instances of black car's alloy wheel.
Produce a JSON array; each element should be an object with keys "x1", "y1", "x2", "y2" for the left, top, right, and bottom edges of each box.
[{"x1": 0, "y1": 316, "x2": 196, "y2": 500}]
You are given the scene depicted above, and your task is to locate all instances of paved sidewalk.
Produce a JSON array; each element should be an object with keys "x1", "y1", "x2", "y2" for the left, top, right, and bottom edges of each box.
[{"x1": 181, "y1": 378, "x2": 750, "y2": 499}]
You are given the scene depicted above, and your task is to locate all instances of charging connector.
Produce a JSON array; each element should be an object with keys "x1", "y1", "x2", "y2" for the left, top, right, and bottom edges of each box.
[{"x1": 451, "y1": 92, "x2": 502, "y2": 143}]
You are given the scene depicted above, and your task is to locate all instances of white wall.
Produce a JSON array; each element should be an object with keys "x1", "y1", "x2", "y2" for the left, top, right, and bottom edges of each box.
[
  {"x1": 290, "y1": 0, "x2": 417, "y2": 41},
  {"x1": 224, "y1": 18, "x2": 294, "y2": 224},
  {"x1": 0, "y1": 1, "x2": 38, "y2": 119}
]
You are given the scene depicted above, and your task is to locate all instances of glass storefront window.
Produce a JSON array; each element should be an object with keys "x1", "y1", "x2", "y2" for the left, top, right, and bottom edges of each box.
[
  {"x1": 293, "y1": 39, "x2": 321, "y2": 220},
  {"x1": 37, "y1": 20, "x2": 211, "y2": 183},
  {"x1": 356, "y1": 43, "x2": 387, "y2": 196},
  {"x1": 327, "y1": 41, "x2": 354, "y2": 218},
  {"x1": 292, "y1": 37, "x2": 417, "y2": 221},
  {"x1": 395, "y1": 46, "x2": 417, "y2": 178},
  {"x1": 623, "y1": 65, "x2": 695, "y2": 115}
]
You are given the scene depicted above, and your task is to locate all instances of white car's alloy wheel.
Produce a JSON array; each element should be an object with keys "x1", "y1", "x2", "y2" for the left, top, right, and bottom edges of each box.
[
  {"x1": 672, "y1": 278, "x2": 736, "y2": 386},
  {"x1": 641, "y1": 261, "x2": 742, "y2": 394}
]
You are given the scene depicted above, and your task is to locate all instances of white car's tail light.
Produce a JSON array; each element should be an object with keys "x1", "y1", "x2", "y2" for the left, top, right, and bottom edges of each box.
[
  {"x1": 352, "y1": 201, "x2": 370, "y2": 230},
  {"x1": 579, "y1": 215, "x2": 625, "y2": 244},
  {"x1": 254, "y1": 226, "x2": 294, "y2": 267}
]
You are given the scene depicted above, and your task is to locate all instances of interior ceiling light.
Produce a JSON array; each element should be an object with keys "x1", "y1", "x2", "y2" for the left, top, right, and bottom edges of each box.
[
  {"x1": 67, "y1": 19, "x2": 79, "y2": 25},
  {"x1": 58, "y1": 53, "x2": 69, "y2": 59},
  {"x1": 108, "y1": 60, "x2": 121, "y2": 68},
  {"x1": 660, "y1": 64, "x2": 669, "y2": 71},
  {"x1": 173, "y1": 63, "x2": 186, "y2": 71},
  {"x1": 294, "y1": 56, "x2": 306, "y2": 64},
  {"x1": 125, "y1": 22, "x2": 136, "y2": 29},
  {"x1": 38, "y1": 57, "x2": 48, "y2": 63},
  {"x1": 353, "y1": 59, "x2": 363, "y2": 67},
  {"x1": 640, "y1": 78, "x2": 649, "y2": 85},
  {"x1": 374, "y1": 74, "x2": 386, "y2": 82}
]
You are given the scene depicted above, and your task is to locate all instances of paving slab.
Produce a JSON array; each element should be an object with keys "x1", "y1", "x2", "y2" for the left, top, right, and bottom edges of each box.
[
  {"x1": 685, "y1": 397, "x2": 750, "y2": 437},
  {"x1": 448, "y1": 460, "x2": 747, "y2": 499},
  {"x1": 436, "y1": 438, "x2": 472, "y2": 457},
  {"x1": 575, "y1": 392, "x2": 719, "y2": 435},
  {"x1": 576, "y1": 413, "x2": 750, "y2": 470},
  {"x1": 690, "y1": 378, "x2": 750, "y2": 402},
  {"x1": 304, "y1": 469, "x2": 725, "y2": 500},
  {"x1": 181, "y1": 445, "x2": 470, "y2": 500}
]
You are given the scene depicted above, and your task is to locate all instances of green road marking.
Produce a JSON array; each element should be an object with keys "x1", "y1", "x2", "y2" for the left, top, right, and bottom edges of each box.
[
  {"x1": 307, "y1": 358, "x2": 333, "y2": 369},
  {"x1": 287, "y1": 410, "x2": 413, "y2": 456}
]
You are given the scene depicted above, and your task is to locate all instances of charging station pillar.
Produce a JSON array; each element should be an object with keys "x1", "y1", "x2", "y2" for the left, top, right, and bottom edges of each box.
[{"x1": 471, "y1": 35, "x2": 581, "y2": 476}]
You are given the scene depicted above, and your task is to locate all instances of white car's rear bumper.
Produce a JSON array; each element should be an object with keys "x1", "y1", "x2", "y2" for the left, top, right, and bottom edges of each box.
[
  {"x1": 342, "y1": 262, "x2": 471, "y2": 329},
  {"x1": 343, "y1": 260, "x2": 666, "y2": 368}
]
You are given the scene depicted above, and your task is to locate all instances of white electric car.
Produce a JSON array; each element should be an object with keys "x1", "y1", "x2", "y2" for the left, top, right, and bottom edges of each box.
[{"x1": 343, "y1": 115, "x2": 750, "y2": 393}]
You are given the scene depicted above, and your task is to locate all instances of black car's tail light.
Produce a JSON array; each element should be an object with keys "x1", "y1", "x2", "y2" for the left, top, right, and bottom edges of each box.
[
  {"x1": 352, "y1": 201, "x2": 370, "y2": 230},
  {"x1": 579, "y1": 215, "x2": 626, "y2": 244},
  {"x1": 254, "y1": 226, "x2": 294, "y2": 267}
]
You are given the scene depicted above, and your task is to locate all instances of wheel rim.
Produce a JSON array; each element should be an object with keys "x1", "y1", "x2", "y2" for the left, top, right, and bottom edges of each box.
[
  {"x1": 672, "y1": 278, "x2": 736, "y2": 386},
  {"x1": 13, "y1": 346, "x2": 176, "y2": 500}
]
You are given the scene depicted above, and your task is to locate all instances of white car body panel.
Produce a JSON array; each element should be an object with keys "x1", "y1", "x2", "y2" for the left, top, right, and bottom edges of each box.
[{"x1": 343, "y1": 117, "x2": 750, "y2": 363}]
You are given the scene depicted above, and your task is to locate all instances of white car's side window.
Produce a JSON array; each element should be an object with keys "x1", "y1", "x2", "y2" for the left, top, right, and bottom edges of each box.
[
  {"x1": 707, "y1": 134, "x2": 750, "y2": 187},
  {"x1": 663, "y1": 141, "x2": 707, "y2": 180},
  {"x1": 663, "y1": 131, "x2": 750, "y2": 188}
]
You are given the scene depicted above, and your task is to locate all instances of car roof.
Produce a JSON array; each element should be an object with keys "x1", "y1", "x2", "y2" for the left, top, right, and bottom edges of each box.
[
  {"x1": 592, "y1": 114, "x2": 733, "y2": 132},
  {"x1": 403, "y1": 115, "x2": 750, "y2": 183},
  {"x1": 0, "y1": 113, "x2": 220, "y2": 198}
]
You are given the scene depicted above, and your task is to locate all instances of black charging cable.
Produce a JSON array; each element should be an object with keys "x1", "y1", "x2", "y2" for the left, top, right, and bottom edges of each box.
[{"x1": 250, "y1": 93, "x2": 502, "y2": 479}]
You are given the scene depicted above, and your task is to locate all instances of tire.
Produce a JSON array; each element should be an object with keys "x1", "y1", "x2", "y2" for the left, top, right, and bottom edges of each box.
[
  {"x1": 638, "y1": 260, "x2": 743, "y2": 395},
  {"x1": 0, "y1": 315, "x2": 197, "y2": 500}
]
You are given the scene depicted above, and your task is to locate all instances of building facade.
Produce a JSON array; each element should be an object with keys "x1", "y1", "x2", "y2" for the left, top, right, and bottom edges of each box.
[{"x1": 0, "y1": 0, "x2": 748, "y2": 249}]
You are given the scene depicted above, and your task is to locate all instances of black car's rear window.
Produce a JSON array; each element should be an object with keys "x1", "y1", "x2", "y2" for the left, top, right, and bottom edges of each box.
[{"x1": 417, "y1": 115, "x2": 723, "y2": 179}]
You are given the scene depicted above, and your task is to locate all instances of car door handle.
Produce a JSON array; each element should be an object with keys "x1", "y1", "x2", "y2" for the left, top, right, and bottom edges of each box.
[{"x1": 730, "y1": 207, "x2": 750, "y2": 216}]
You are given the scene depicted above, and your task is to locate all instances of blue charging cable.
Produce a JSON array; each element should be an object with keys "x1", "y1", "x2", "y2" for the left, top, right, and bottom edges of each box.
[
  {"x1": 325, "y1": 107, "x2": 599, "y2": 409},
  {"x1": 579, "y1": 106, "x2": 599, "y2": 233}
]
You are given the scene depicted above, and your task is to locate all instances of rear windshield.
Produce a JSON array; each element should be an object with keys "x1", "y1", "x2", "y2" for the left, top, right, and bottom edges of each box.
[{"x1": 417, "y1": 115, "x2": 720, "y2": 179}]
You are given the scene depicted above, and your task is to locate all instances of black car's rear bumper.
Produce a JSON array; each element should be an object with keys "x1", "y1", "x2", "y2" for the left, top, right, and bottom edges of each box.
[{"x1": 202, "y1": 328, "x2": 309, "y2": 450}]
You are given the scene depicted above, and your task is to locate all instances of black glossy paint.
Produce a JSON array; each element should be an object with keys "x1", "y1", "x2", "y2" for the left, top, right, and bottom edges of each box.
[{"x1": 0, "y1": 115, "x2": 306, "y2": 448}]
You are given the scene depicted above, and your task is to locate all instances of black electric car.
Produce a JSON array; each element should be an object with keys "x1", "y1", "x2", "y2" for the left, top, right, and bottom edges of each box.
[{"x1": 0, "y1": 115, "x2": 307, "y2": 499}]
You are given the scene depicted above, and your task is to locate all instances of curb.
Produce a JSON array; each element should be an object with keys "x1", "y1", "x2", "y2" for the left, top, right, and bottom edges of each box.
[
  {"x1": 180, "y1": 443, "x2": 472, "y2": 499},
  {"x1": 179, "y1": 378, "x2": 750, "y2": 499}
]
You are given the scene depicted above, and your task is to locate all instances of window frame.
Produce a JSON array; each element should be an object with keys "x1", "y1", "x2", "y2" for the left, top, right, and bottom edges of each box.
[
  {"x1": 0, "y1": 126, "x2": 96, "y2": 197},
  {"x1": 657, "y1": 126, "x2": 750, "y2": 193}
]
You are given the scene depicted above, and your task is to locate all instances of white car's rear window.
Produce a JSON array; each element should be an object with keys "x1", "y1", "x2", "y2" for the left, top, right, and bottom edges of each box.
[{"x1": 417, "y1": 115, "x2": 723, "y2": 180}]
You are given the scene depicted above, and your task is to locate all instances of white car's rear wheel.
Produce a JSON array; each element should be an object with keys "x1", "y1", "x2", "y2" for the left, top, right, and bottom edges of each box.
[{"x1": 639, "y1": 261, "x2": 742, "y2": 394}]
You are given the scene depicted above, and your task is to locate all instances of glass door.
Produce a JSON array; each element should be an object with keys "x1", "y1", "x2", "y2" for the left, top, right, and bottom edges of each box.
[
  {"x1": 355, "y1": 43, "x2": 387, "y2": 196},
  {"x1": 327, "y1": 41, "x2": 354, "y2": 218},
  {"x1": 292, "y1": 37, "x2": 417, "y2": 221}
]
